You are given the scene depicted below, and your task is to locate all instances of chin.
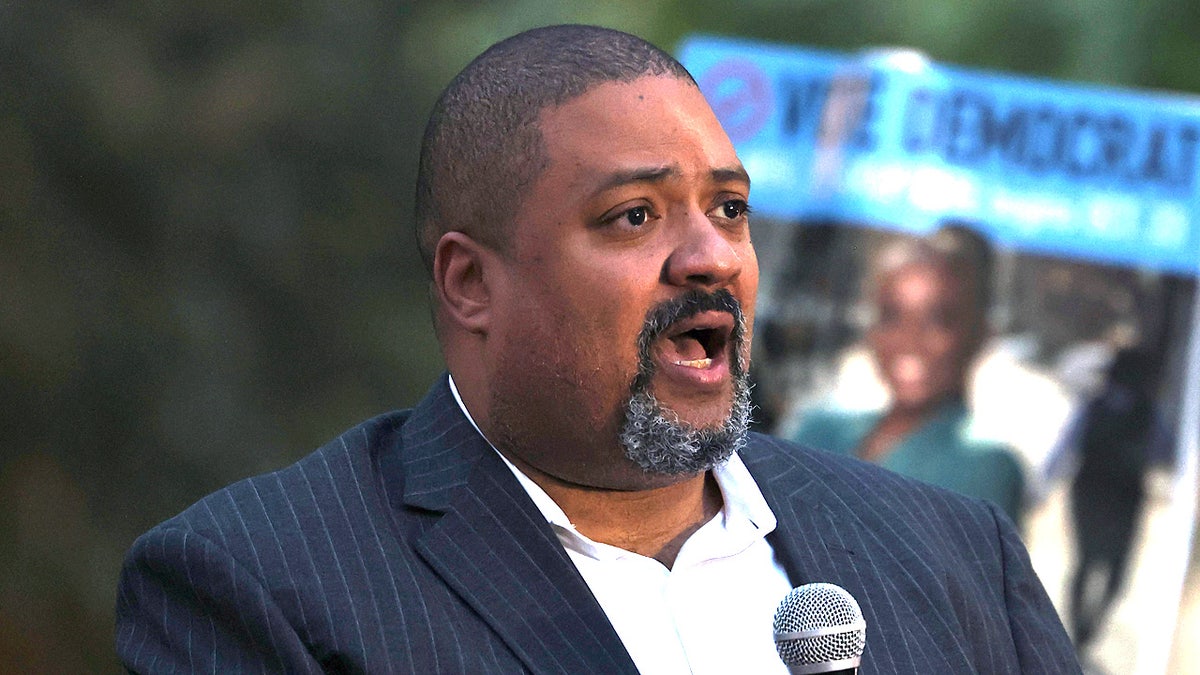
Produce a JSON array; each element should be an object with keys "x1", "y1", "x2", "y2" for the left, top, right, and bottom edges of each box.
[
  {"x1": 620, "y1": 382, "x2": 750, "y2": 478},
  {"x1": 672, "y1": 410, "x2": 734, "y2": 433},
  {"x1": 650, "y1": 387, "x2": 737, "y2": 424}
]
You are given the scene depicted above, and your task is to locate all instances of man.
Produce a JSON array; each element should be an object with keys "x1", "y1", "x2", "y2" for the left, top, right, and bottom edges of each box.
[{"x1": 116, "y1": 25, "x2": 1080, "y2": 673}]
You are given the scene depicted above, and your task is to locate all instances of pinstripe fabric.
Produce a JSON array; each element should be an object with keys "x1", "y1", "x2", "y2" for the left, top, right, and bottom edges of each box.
[
  {"x1": 116, "y1": 374, "x2": 1079, "y2": 673},
  {"x1": 743, "y1": 435, "x2": 1080, "y2": 673}
]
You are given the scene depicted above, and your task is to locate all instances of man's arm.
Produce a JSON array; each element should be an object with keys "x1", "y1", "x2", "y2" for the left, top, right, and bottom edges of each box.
[{"x1": 116, "y1": 525, "x2": 322, "y2": 674}]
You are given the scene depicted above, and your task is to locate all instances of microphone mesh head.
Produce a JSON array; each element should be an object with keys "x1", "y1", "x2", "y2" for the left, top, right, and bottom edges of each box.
[{"x1": 773, "y1": 583, "x2": 866, "y2": 669}]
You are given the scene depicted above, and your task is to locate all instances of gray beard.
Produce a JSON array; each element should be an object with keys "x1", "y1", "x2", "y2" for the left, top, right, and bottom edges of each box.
[
  {"x1": 618, "y1": 289, "x2": 753, "y2": 476},
  {"x1": 618, "y1": 375, "x2": 752, "y2": 476}
]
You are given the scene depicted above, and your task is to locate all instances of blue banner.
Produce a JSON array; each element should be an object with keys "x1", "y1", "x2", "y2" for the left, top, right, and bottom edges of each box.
[{"x1": 680, "y1": 35, "x2": 1200, "y2": 275}]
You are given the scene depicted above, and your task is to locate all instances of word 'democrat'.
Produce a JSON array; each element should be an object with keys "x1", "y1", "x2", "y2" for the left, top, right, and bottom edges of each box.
[{"x1": 902, "y1": 88, "x2": 1198, "y2": 191}]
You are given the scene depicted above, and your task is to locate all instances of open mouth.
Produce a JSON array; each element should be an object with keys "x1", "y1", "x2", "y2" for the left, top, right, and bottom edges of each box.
[{"x1": 657, "y1": 311, "x2": 735, "y2": 371}]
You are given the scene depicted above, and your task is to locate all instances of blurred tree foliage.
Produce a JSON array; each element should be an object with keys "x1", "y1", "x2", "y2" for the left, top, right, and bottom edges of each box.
[{"x1": 2, "y1": 0, "x2": 1199, "y2": 670}]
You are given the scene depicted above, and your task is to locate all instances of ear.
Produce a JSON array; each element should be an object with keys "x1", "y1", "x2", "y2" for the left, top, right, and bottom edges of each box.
[{"x1": 433, "y1": 231, "x2": 496, "y2": 334}]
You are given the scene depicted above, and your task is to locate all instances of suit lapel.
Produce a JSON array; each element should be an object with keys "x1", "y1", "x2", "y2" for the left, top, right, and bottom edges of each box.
[
  {"x1": 743, "y1": 435, "x2": 972, "y2": 673},
  {"x1": 386, "y1": 377, "x2": 637, "y2": 675},
  {"x1": 748, "y1": 436, "x2": 921, "y2": 602},
  {"x1": 740, "y1": 437, "x2": 854, "y2": 589}
]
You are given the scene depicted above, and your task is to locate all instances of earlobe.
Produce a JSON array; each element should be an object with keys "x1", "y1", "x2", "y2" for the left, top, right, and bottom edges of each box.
[{"x1": 433, "y1": 232, "x2": 493, "y2": 334}]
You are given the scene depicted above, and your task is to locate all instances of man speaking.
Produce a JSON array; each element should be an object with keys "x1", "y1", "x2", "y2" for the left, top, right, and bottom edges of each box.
[{"x1": 116, "y1": 25, "x2": 1080, "y2": 673}]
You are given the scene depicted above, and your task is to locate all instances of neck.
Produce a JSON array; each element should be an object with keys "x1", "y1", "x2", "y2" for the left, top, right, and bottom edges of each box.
[
  {"x1": 507, "y1": 453, "x2": 724, "y2": 569},
  {"x1": 858, "y1": 393, "x2": 962, "y2": 462}
]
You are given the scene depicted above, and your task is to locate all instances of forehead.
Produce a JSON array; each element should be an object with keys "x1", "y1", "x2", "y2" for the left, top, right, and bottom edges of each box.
[
  {"x1": 535, "y1": 75, "x2": 742, "y2": 177},
  {"x1": 883, "y1": 262, "x2": 968, "y2": 300}
]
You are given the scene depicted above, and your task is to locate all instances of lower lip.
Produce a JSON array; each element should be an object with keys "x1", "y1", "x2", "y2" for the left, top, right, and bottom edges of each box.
[{"x1": 654, "y1": 349, "x2": 732, "y2": 390}]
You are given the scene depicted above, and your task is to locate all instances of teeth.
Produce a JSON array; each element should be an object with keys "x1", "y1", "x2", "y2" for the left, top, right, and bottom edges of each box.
[{"x1": 675, "y1": 358, "x2": 713, "y2": 369}]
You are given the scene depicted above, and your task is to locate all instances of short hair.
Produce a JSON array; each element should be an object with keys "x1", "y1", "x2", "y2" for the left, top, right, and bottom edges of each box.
[
  {"x1": 928, "y1": 222, "x2": 994, "y2": 312},
  {"x1": 870, "y1": 223, "x2": 995, "y2": 331},
  {"x1": 414, "y1": 25, "x2": 695, "y2": 274}
]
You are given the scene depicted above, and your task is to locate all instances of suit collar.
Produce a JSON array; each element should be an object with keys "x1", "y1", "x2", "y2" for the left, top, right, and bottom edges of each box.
[
  {"x1": 739, "y1": 435, "x2": 844, "y2": 587},
  {"x1": 743, "y1": 434, "x2": 958, "y2": 674},
  {"x1": 384, "y1": 375, "x2": 639, "y2": 674},
  {"x1": 381, "y1": 373, "x2": 483, "y2": 512}
]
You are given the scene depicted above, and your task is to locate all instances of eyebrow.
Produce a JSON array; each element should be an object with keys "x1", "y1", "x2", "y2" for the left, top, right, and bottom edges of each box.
[
  {"x1": 594, "y1": 164, "x2": 751, "y2": 193},
  {"x1": 712, "y1": 166, "x2": 752, "y2": 187}
]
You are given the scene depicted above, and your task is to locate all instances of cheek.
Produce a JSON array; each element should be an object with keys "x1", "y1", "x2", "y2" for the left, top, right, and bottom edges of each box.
[
  {"x1": 868, "y1": 326, "x2": 902, "y2": 359},
  {"x1": 529, "y1": 279, "x2": 644, "y2": 381},
  {"x1": 493, "y1": 304, "x2": 622, "y2": 429},
  {"x1": 925, "y1": 330, "x2": 959, "y2": 357},
  {"x1": 554, "y1": 257, "x2": 651, "y2": 331},
  {"x1": 925, "y1": 335, "x2": 974, "y2": 385},
  {"x1": 741, "y1": 276, "x2": 759, "y2": 345}
]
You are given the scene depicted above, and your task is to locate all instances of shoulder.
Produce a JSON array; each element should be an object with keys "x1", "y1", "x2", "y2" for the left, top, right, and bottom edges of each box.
[
  {"x1": 743, "y1": 432, "x2": 1005, "y2": 541},
  {"x1": 969, "y1": 440, "x2": 1024, "y2": 476},
  {"x1": 115, "y1": 409, "x2": 428, "y2": 671},
  {"x1": 792, "y1": 406, "x2": 876, "y2": 429},
  {"x1": 745, "y1": 432, "x2": 986, "y2": 507},
  {"x1": 741, "y1": 434, "x2": 1077, "y2": 672},
  {"x1": 953, "y1": 425, "x2": 1026, "y2": 493},
  {"x1": 949, "y1": 410, "x2": 1026, "y2": 483},
  {"x1": 789, "y1": 407, "x2": 876, "y2": 454},
  {"x1": 132, "y1": 410, "x2": 413, "y2": 565},
  {"x1": 747, "y1": 431, "x2": 932, "y2": 485},
  {"x1": 207, "y1": 410, "x2": 408, "y2": 514}
]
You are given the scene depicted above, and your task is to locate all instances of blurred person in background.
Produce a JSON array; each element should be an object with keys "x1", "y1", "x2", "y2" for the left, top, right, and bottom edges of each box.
[
  {"x1": 1063, "y1": 346, "x2": 1173, "y2": 650},
  {"x1": 792, "y1": 226, "x2": 1026, "y2": 523}
]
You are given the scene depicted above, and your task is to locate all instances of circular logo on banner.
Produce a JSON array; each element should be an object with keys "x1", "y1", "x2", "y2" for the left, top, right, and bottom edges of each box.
[{"x1": 698, "y1": 59, "x2": 773, "y2": 143}]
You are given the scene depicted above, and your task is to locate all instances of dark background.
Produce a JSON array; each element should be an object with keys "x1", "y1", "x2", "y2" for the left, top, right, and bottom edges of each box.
[{"x1": 3, "y1": 1, "x2": 1199, "y2": 670}]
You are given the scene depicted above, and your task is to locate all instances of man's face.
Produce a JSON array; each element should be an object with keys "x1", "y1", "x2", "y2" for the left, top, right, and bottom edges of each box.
[
  {"x1": 484, "y1": 75, "x2": 759, "y2": 490},
  {"x1": 869, "y1": 262, "x2": 980, "y2": 415}
]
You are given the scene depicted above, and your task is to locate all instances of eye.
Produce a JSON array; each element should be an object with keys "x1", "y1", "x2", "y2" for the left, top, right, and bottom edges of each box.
[
  {"x1": 624, "y1": 206, "x2": 649, "y2": 227},
  {"x1": 876, "y1": 303, "x2": 901, "y2": 327},
  {"x1": 602, "y1": 204, "x2": 655, "y2": 231},
  {"x1": 715, "y1": 199, "x2": 752, "y2": 220}
]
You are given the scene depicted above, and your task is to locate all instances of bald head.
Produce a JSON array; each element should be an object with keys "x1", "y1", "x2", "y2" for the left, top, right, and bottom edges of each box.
[{"x1": 413, "y1": 25, "x2": 696, "y2": 273}]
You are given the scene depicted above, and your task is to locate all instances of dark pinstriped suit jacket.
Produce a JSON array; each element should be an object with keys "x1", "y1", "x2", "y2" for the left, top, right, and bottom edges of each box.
[{"x1": 116, "y1": 374, "x2": 1080, "y2": 673}]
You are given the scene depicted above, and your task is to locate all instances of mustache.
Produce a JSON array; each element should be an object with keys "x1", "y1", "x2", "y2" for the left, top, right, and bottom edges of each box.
[{"x1": 633, "y1": 289, "x2": 746, "y2": 390}]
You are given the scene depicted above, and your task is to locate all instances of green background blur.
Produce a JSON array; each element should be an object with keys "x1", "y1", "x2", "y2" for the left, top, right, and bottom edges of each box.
[{"x1": 3, "y1": 1, "x2": 1199, "y2": 670}]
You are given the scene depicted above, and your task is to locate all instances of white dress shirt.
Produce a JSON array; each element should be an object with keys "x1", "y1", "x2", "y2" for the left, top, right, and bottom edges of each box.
[{"x1": 449, "y1": 376, "x2": 793, "y2": 674}]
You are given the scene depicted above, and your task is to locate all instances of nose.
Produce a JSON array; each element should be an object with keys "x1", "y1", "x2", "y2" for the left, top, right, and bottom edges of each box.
[
  {"x1": 662, "y1": 212, "x2": 745, "y2": 288},
  {"x1": 886, "y1": 323, "x2": 927, "y2": 356}
]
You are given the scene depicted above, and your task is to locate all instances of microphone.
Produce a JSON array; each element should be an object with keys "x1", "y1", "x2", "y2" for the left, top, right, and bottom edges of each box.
[{"x1": 773, "y1": 583, "x2": 867, "y2": 674}]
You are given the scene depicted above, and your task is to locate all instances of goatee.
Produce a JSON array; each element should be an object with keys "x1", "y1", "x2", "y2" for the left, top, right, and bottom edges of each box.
[{"x1": 618, "y1": 289, "x2": 753, "y2": 476}]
